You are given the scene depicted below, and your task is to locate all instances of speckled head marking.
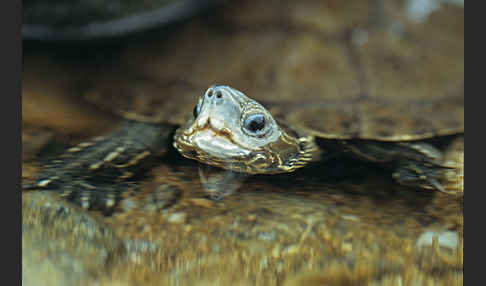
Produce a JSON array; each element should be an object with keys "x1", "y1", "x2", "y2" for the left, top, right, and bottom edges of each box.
[{"x1": 173, "y1": 85, "x2": 318, "y2": 174}]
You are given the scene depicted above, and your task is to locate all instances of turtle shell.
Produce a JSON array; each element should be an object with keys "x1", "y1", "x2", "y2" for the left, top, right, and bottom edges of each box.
[
  {"x1": 263, "y1": 1, "x2": 464, "y2": 141},
  {"x1": 267, "y1": 89, "x2": 463, "y2": 141},
  {"x1": 84, "y1": 75, "x2": 206, "y2": 125},
  {"x1": 85, "y1": 0, "x2": 463, "y2": 141}
]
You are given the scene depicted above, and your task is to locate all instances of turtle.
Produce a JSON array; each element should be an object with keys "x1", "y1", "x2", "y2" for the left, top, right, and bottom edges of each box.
[
  {"x1": 24, "y1": 82, "x2": 463, "y2": 212},
  {"x1": 23, "y1": 0, "x2": 464, "y2": 212},
  {"x1": 173, "y1": 85, "x2": 463, "y2": 187}
]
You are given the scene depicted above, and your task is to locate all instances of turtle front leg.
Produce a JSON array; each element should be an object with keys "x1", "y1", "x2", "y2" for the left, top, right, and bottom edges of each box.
[
  {"x1": 345, "y1": 140, "x2": 454, "y2": 193},
  {"x1": 392, "y1": 160, "x2": 452, "y2": 193},
  {"x1": 23, "y1": 120, "x2": 175, "y2": 213}
]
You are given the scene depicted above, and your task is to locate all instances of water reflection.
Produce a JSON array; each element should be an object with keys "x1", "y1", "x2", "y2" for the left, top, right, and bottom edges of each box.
[{"x1": 198, "y1": 163, "x2": 249, "y2": 200}]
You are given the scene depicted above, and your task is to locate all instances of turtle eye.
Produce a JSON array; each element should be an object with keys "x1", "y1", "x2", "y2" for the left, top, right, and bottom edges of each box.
[
  {"x1": 193, "y1": 103, "x2": 201, "y2": 119},
  {"x1": 244, "y1": 114, "x2": 266, "y2": 133}
]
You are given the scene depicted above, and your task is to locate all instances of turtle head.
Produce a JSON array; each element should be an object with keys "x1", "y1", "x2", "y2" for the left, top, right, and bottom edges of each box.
[{"x1": 173, "y1": 85, "x2": 318, "y2": 174}]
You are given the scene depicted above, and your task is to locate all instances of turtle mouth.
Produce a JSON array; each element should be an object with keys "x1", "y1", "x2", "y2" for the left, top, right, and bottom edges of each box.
[
  {"x1": 173, "y1": 122, "x2": 252, "y2": 163},
  {"x1": 184, "y1": 128, "x2": 251, "y2": 159}
]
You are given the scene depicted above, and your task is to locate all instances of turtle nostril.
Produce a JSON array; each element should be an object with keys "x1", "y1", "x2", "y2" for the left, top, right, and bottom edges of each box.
[
  {"x1": 207, "y1": 89, "x2": 214, "y2": 98},
  {"x1": 216, "y1": 91, "x2": 222, "y2": 98}
]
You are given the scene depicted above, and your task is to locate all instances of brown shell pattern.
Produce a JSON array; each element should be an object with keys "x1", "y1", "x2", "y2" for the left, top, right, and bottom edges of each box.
[{"x1": 84, "y1": 0, "x2": 463, "y2": 141}]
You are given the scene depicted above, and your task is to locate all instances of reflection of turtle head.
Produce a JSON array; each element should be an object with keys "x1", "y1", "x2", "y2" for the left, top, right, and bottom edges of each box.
[{"x1": 173, "y1": 85, "x2": 318, "y2": 174}]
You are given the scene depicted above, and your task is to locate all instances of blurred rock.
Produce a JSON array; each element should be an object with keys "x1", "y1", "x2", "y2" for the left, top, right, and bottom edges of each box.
[
  {"x1": 22, "y1": 192, "x2": 125, "y2": 286},
  {"x1": 23, "y1": 0, "x2": 224, "y2": 40}
]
